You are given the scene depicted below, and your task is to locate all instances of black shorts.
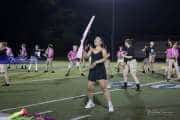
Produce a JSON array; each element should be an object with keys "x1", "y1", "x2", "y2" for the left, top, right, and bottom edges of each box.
[{"x1": 88, "y1": 64, "x2": 107, "y2": 81}]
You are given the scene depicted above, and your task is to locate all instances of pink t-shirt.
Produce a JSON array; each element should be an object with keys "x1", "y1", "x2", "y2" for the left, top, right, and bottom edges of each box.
[
  {"x1": 6, "y1": 47, "x2": 13, "y2": 56},
  {"x1": 46, "y1": 47, "x2": 54, "y2": 58},
  {"x1": 166, "y1": 48, "x2": 179, "y2": 59},
  {"x1": 68, "y1": 50, "x2": 77, "y2": 61},
  {"x1": 117, "y1": 50, "x2": 125, "y2": 59},
  {"x1": 20, "y1": 47, "x2": 27, "y2": 57}
]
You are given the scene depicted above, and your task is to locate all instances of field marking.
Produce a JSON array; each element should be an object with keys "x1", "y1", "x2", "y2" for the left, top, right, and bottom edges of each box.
[
  {"x1": 0, "y1": 80, "x2": 165, "y2": 112},
  {"x1": 0, "y1": 94, "x2": 86, "y2": 112},
  {"x1": 38, "y1": 110, "x2": 53, "y2": 115},
  {"x1": 7, "y1": 66, "x2": 68, "y2": 76},
  {"x1": 70, "y1": 114, "x2": 91, "y2": 120},
  {"x1": 12, "y1": 76, "x2": 83, "y2": 84}
]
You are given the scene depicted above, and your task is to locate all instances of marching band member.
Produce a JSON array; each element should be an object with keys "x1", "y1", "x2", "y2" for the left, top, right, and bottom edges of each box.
[
  {"x1": 44, "y1": 44, "x2": 55, "y2": 73},
  {"x1": 0, "y1": 42, "x2": 10, "y2": 86},
  {"x1": 116, "y1": 45, "x2": 126, "y2": 73},
  {"x1": 149, "y1": 41, "x2": 156, "y2": 73},
  {"x1": 6, "y1": 44, "x2": 14, "y2": 69},
  {"x1": 19, "y1": 43, "x2": 28, "y2": 69},
  {"x1": 142, "y1": 43, "x2": 150, "y2": 73},
  {"x1": 166, "y1": 41, "x2": 180, "y2": 80},
  {"x1": 84, "y1": 37, "x2": 114, "y2": 112},
  {"x1": 123, "y1": 39, "x2": 140, "y2": 91},
  {"x1": 28, "y1": 44, "x2": 42, "y2": 72},
  {"x1": 65, "y1": 45, "x2": 85, "y2": 76}
]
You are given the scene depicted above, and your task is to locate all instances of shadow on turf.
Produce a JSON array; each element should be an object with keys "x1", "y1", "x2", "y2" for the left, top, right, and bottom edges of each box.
[
  {"x1": 0, "y1": 89, "x2": 39, "y2": 93},
  {"x1": 116, "y1": 91, "x2": 146, "y2": 120}
]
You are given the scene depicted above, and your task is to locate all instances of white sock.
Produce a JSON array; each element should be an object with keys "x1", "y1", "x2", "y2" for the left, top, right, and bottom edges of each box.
[
  {"x1": 88, "y1": 98, "x2": 94, "y2": 103},
  {"x1": 28, "y1": 64, "x2": 32, "y2": 70},
  {"x1": 108, "y1": 101, "x2": 113, "y2": 107},
  {"x1": 35, "y1": 64, "x2": 38, "y2": 71}
]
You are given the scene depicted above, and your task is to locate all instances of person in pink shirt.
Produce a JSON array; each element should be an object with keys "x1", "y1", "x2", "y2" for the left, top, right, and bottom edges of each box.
[
  {"x1": 166, "y1": 41, "x2": 180, "y2": 80},
  {"x1": 20, "y1": 44, "x2": 27, "y2": 57},
  {"x1": 116, "y1": 45, "x2": 125, "y2": 73},
  {"x1": 65, "y1": 45, "x2": 85, "y2": 76},
  {"x1": 6, "y1": 46, "x2": 13, "y2": 57},
  {"x1": 0, "y1": 42, "x2": 10, "y2": 86},
  {"x1": 6, "y1": 44, "x2": 14, "y2": 69},
  {"x1": 19, "y1": 43, "x2": 28, "y2": 69},
  {"x1": 44, "y1": 44, "x2": 55, "y2": 73}
]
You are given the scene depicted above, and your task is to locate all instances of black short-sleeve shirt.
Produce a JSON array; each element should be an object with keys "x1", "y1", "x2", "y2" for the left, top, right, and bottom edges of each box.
[{"x1": 124, "y1": 46, "x2": 134, "y2": 62}]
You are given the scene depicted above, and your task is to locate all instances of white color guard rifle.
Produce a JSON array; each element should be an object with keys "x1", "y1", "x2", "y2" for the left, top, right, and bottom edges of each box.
[{"x1": 76, "y1": 16, "x2": 95, "y2": 59}]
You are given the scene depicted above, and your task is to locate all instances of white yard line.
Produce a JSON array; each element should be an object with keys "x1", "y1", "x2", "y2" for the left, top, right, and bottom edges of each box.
[
  {"x1": 70, "y1": 115, "x2": 91, "y2": 120},
  {"x1": 38, "y1": 110, "x2": 53, "y2": 115},
  {"x1": 12, "y1": 76, "x2": 82, "y2": 84},
  {"x1": 0, "y1": 80, "x2": 166, "y2": 112},
  {"x1": 0, "y1": 94, "x2": 86, "y2": 112}
]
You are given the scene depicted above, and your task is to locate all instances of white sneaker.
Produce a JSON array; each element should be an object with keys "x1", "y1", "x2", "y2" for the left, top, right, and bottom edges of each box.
[
  {"x1": 85, "y1": 101, "x2": 95, "y2": 109},
  {"x1": 107, "y1": 84, "x2": 111, "y2": 89},
  {"x1": 108, "y1": 105, "x2": 114, "y2": 112}
]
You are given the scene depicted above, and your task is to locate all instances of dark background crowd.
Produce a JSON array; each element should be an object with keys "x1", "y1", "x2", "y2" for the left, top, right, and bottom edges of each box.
[{"x1": 0, "y1": 0, "x2": 180, "y2": 58}]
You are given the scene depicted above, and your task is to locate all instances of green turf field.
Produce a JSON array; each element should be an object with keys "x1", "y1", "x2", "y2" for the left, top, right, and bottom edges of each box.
[{"x1": 0, "y1": 61, "x2": 180, "y2": 120}]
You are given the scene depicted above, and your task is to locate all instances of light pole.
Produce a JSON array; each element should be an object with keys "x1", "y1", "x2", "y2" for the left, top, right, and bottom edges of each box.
[{"x1": 111, "y1": 0, "x2": 115, "y2": 60}]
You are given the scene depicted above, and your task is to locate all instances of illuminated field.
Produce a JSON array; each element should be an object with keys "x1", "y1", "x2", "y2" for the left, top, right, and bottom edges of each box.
[{"x1": 0, "y1": 61, "x2": 180, "y2": 120}]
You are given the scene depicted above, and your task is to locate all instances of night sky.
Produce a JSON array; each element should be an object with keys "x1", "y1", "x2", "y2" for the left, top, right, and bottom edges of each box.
[{"x1": 0, "y1": 0, "x2": 179, "y2": 57}]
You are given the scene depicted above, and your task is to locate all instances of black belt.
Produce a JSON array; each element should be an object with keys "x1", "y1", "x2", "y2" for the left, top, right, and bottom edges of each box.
[{"x1": 124, "y1": 58, "x2": 134, "y2": 63}]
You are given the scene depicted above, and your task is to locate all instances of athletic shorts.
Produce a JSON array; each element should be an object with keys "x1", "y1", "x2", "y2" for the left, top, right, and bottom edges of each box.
[
  {"x1": 0, "y1": 64, "x2": 7, "y2": 73},
  {"x1": 143, "y1": 58, "x2": 149, "y2": 64},
  {"x1": 47, "y1": 58, "x2": 53, "y2": 62},
  {"x1": 117, "y1": 58, "x2": 124, "y2": 64},
  {"x1": 149, "y1": 55, "x2": 155, "y2": 63},
  {"x1": 68, "y1": 61, "x2": 80, "y2": 69},
  {"x1": 124, "y1": 59, "x2": 137, "y2": 74}
]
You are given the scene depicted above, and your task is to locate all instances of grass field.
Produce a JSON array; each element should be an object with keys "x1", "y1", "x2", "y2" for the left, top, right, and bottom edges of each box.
[{"x1": 0, "y1": 61, "x2": 180, "y2": 120}]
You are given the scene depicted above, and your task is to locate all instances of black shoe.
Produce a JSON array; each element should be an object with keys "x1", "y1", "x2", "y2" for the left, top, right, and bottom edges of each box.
[
  {"x1": 8, "y1": 66, "x2": 10, "y2": 69},
  {"x1": 51, "y1": 71, "x2": 55, "y2": 73},
  {"x1": 110, "y1": 75, "x2": 114, "y2": 78},
  {"x1": 44, "y1": 70, "x2": 48, "y2": 73},
  {"x1": 65, "y1": 73, "x2": 69, "y2": 76},
  {"x1": 136, "y1": 84, "x2": 141, "y2": 91},
  {"x1": 81, "y1": 73, "x2": 85, "y2": 76},
  {"x1": 123, "y1": 82, "x2": 127, "y2": 89},
  {"x1": 166, "y1": 78, "x2": 170, "y2": 82},
  {"x1": 142, "y1": 71, "x2": 145, "y2": 73},
  {"x1": 152, "y1": 71, "x2": 155, "y2": 73},
  {"x1": 2, "y1": 83, "x2": 10, "y2": 87},
  {"x1": 35, "y1": 70, "x2": 38, "y2": 72},
  {"x1": 27, "y1": 70, "x2": 30, "y2": 72}
]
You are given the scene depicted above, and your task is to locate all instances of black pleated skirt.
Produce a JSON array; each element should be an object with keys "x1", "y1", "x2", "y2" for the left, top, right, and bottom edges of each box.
[{"x1": 88, "y1": 63, "x2": 107, "y2": 81}]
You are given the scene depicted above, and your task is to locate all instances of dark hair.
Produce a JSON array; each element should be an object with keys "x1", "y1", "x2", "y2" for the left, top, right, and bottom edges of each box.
[
  {"x1": 48, "y1": 44, "x2": 53, "y2": 48},
  {"x1": 125, "y1": 38, "x2": 133, "y2": 46},
  {"x1": 145, "y1": 43, "x2": 150, "y2": 47},
  {"x1": 95, "y1": 36, "x2": 105, "y2": 47}
]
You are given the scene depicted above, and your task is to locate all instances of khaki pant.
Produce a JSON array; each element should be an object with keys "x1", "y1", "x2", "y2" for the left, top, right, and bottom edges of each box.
[
  {"x1": 0, "y1": 64, "x2": 10, "y2": 84},
  {"x1": 123, "y1": 59, "x2": 139, "y2": 84},
  {"x1": 167, "y1": 59, "x2": 180, "y2": 79},
  {"x1": 0, "y1": 64, "x2": 7, "y2": 73},
  {"x1": 149, "y1": 55, "x2": 155, "y2": 63},
  {"x1": 68, "y1": 61, "x2": 80, "y2": 69},
  {"x1": 117, "y1": 59, "x2": 125, "y2": 67}
]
